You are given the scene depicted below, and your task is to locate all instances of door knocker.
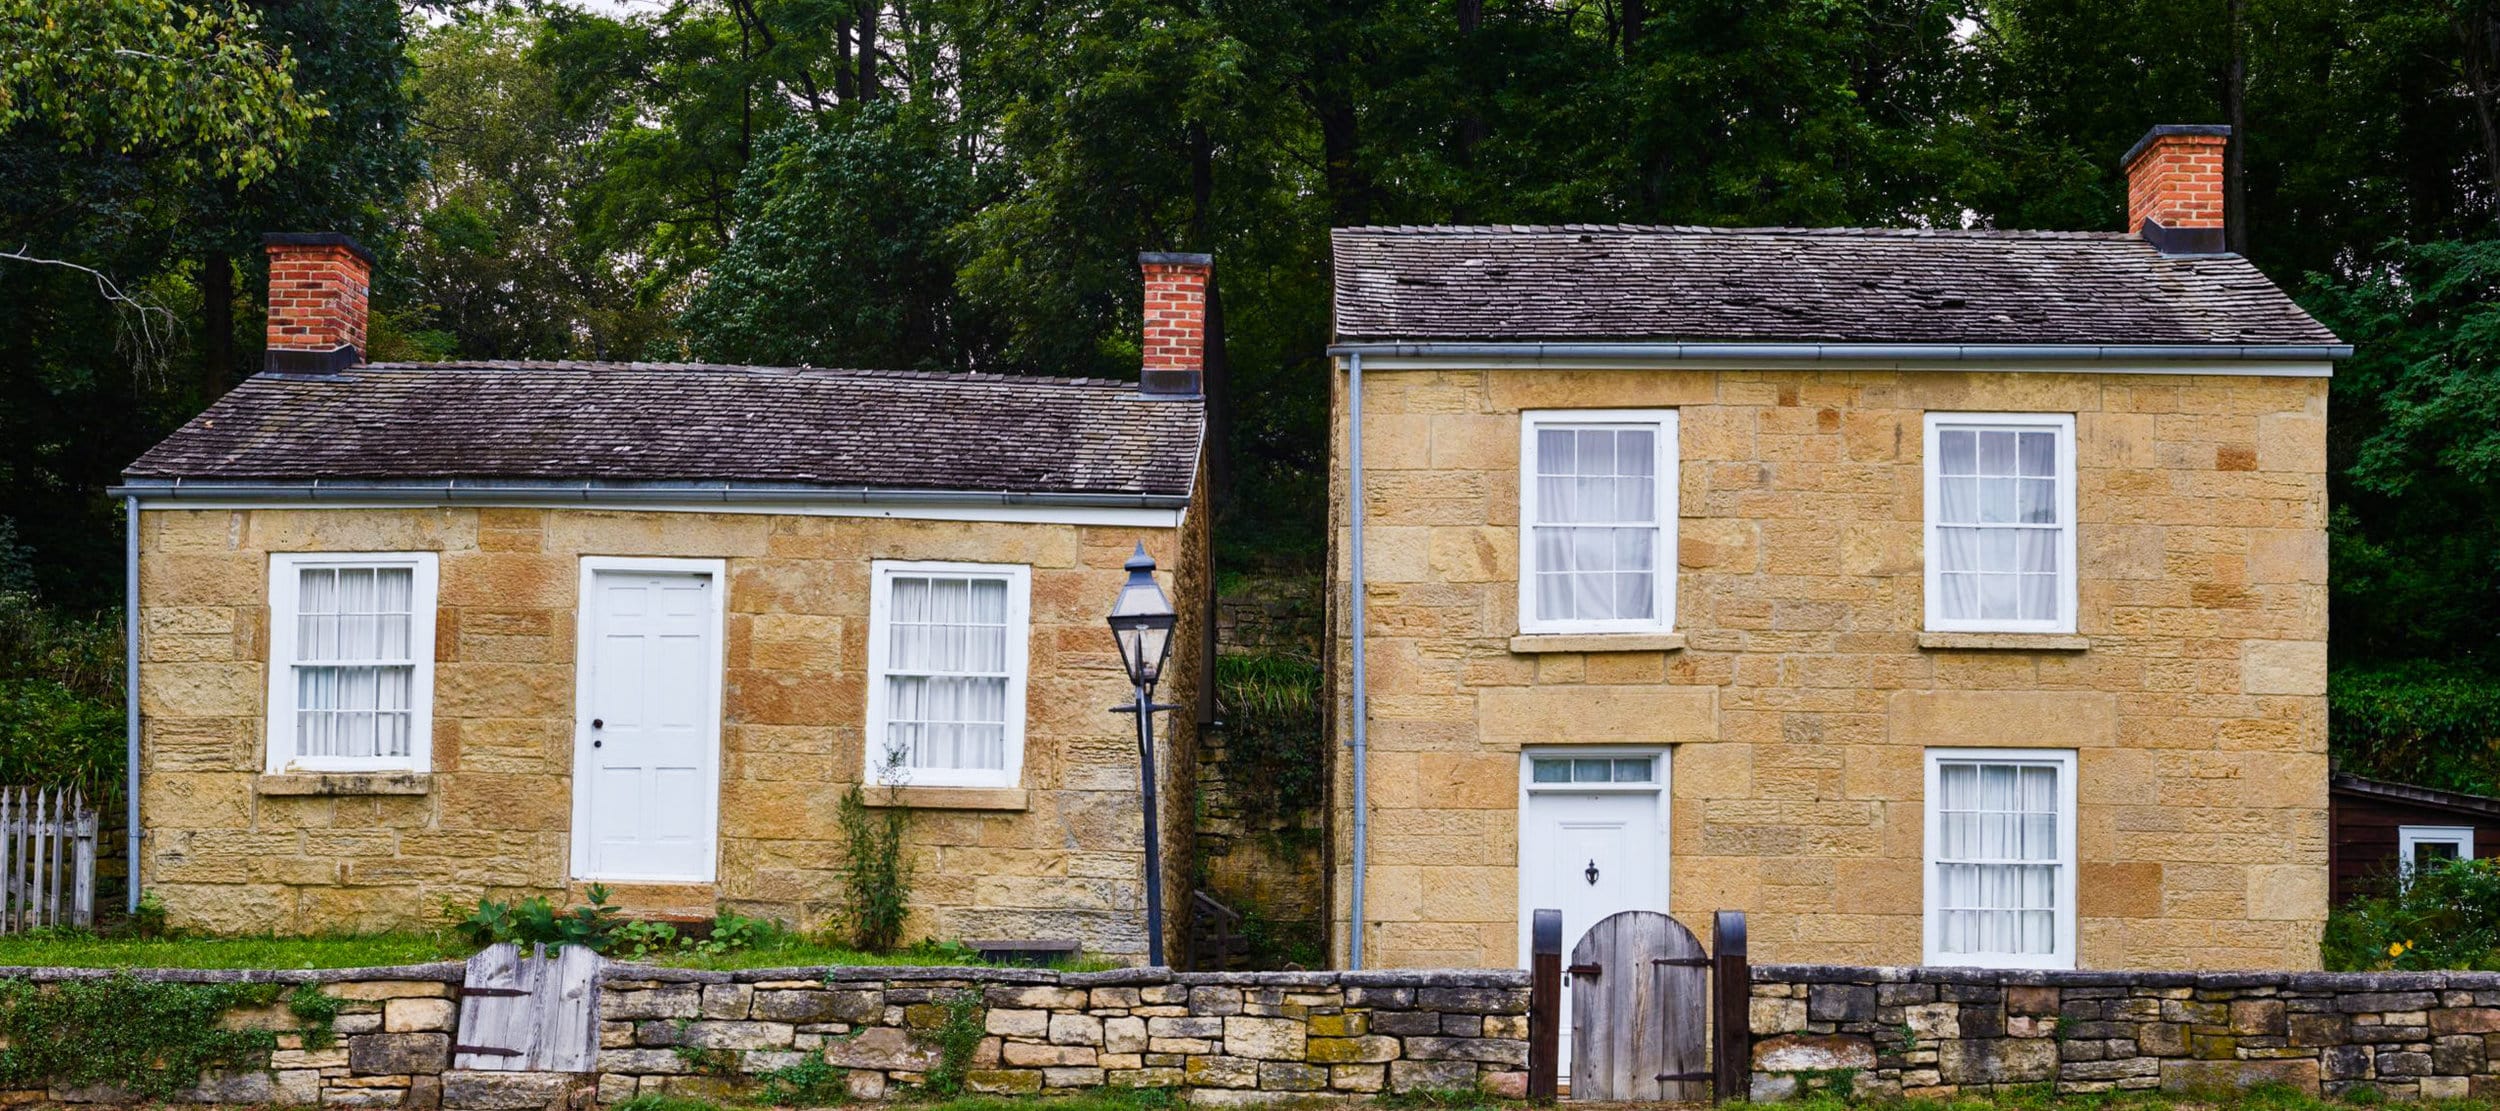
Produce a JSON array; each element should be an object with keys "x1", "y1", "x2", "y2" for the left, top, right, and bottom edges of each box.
[{"x1": 1585, "y1": 859, "x2": 1600, "y2": 885}]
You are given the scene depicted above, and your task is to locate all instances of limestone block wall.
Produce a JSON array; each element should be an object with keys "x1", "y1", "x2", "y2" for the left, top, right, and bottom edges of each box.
[
  {"x1": 1324, "y1": 366, "x2": 2331, "y2": 970},
  {"x1": 136, "y1": 502, "x2": 1207, "y2": 957},
  {"x1": 1749, "y1": 964, "x2": 2500, "y2": 1102},
  {"x1": 597, "y1": 965, "x2": 1529, "y2": 1102}
]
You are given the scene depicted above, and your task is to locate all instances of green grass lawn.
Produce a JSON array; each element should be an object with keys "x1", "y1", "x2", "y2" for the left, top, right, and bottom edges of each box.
[{"x1": 0, "y1": 929, "x2": 1122, "y2": 972}]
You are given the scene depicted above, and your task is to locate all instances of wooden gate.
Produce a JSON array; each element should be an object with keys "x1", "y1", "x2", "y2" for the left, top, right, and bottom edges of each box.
[
  {"x1": 1567, "y1": 910, "x2": 1710, "y2": 1101},
  {"x1": 453, "y1": 942, "x2": 601, "y2": 1072},
  {"x1": 0, "y1": 787, "x2": 97, "y2": 932}
]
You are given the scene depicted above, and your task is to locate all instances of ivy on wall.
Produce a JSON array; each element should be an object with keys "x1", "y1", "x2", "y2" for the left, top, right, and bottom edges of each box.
[{"x1": 0, "y1": 974, "x2": 338, "y2": 1098}]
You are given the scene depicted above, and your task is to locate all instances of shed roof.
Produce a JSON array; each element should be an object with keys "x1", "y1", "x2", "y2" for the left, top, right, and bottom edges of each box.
[
  {"x1": 2331, "y1": 774, "x2": 2500, "y2": 822},
  {"x1": 1330, "y1": 225, "x2": 2340, "y2": 348},
  {"x1": 124, "y1": 362, "x2": 1204, "y2": 501}
]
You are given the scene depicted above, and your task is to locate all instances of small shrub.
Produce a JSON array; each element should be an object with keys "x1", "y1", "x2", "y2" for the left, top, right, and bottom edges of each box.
[
  {"x1": 2323, "y1": 855, "x2": 2500, "y2": 970},
  {"x1": 836, "y1": 781, "x2": 910, "y2": 953},
  {"x1": 289, "y1": 982, "x2": 343, "y2": 1049},
  {"x1": 754, "y1": 1053, "x2": 848, "y2": 1104},
  {"x1": 917, "y1": 989, "x2": 986, "y2": 1097},
  {"x1": 2330, "y1": 661, "x2": 2500, "y2": 795}
]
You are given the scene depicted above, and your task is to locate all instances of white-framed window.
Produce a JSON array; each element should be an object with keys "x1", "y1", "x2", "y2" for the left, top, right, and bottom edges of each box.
[
  {"x1": 864, "y1": 561, "x2": 1032, "y2": 789},
  {"x1": 1923, "y1": 748, "x2": 2077, "y2": 969},
  {"x1": 1517, "y1": 409, "x2": 1679, "y2": 635},
  {"x1": 1923, "y1": 413, "x2": 2078, "y2": 634},
  {"x1": 2399, "y1": 825, "x2": 2475, "y2": 879},
  {"x1": 264, "y1": 552, "x2": 439, "y2": 774}
]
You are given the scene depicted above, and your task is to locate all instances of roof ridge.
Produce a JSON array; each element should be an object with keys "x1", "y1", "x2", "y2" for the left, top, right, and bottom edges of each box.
[
  {"x1": 350, "y1": 360, "x2": 1132, "y2": 390},
  {"x1": 1331, "y1": 223, "x2": 2138, "y2": 241}
]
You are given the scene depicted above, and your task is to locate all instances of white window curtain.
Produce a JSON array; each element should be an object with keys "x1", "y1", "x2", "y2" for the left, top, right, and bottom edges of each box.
[
  {"x1": 880, "y1": 575, "x2": 1012, "y2": 774},
  {"x1": 1932, "y1": 760, "x2": 2062, "y2": 957},
  {"x1": 1531, "y1": 425, "x2": 1659, "y2": 623},
  {"x1": 1934, "y1": 426, "x2": 2063, "y2": 623},
  {"x1": 292, "y1": 566, "x2": 417, "y2": 759}
]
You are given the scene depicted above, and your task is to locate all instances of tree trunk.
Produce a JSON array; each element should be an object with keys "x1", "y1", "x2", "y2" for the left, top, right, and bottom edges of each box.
[
  {"x1": 1313, "y1": 40, "x2": 1368, "y2": 228},
  {"x1": 202, "y1": 250, "x2": 234, "y2": 397},
  {"x1": 857, "y1": 1, "x2": 880, "y2": 100},
  {"x1": 1189, "y1": 123, "x2": 1230, "y2": 501},
  {"x1": 1622, "y1": 0, "x2": 1645, "y2": 58},
  {"x1": 836, "y1": 15, "x2": 856, "y2": 101},
  {"x1": 2223, "y1": 0, "x2": 2248, "y2": 254},
  {"x1": 2459, "y1": 6, "x2": 2500, "y2": 203},
  {"x1": 1452, "y1": 0, "x2": 1484, "y2": 222}
]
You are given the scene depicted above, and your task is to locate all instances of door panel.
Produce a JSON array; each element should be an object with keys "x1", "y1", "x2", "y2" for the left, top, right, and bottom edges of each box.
[
  {"x1": 576, "y1": 569, "x2": 719, "y2": 882},
  {"x1": 1521, "y1": 771, "x2": 1666, "y2": 1080}
]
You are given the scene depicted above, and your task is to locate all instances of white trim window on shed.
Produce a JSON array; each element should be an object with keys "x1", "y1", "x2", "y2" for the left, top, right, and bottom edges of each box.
[
  {"x1": 864, "y1": 561, "x2": 1033, "y2": 789},
  {"x1": 264, "y1": 552, "x2": 439, "y2": 775}
]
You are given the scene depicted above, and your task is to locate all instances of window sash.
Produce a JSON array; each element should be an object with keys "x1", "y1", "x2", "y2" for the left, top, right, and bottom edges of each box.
[
  {"x1": 265, "y1": 554, "x2": 436, "y2": 774},
  {"x1": 1924, "y1": 749, "x2": 2076, "y2": 969},
  {"x1": 1924, "y1": 414, "x2": 2076, "y2": 633},
  {"x1": 1519, "y1": 411, "x2": 1677, "y2": 634},
  {"x1": 866, "y1": 563, "x2": 1028, "y2": 788}
]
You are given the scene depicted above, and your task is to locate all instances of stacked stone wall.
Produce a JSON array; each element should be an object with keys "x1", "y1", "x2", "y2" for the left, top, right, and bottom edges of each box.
[
  {"x1": 0, "y1": 962, "x2": 1522, "y2": 1108},
  {"x1": 1750, "y1": 964, "x2": 2500, "y2": 1101},
  {"x1": 599, "y1": 965, "x2": 1527, "y2": 1103}
]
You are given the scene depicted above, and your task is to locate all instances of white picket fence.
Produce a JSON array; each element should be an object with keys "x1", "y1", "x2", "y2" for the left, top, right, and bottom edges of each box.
[{"x1": 0, "y1": 787, "x2": 96, "y2": 932}]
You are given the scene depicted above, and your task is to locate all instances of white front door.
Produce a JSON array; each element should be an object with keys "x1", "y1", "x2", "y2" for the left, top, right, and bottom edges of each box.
[
  {"x1": 571, "y1": 562, "x2": 724, "y2": 883},
  {"x1": 1518, "y1": 751, "x2": 1668, "y2": 1077}
]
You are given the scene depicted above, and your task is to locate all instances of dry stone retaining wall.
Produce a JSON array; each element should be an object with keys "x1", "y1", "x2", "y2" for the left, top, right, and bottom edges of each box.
[
  {"x1": 598, "y1": 966, "x2": 1529, "y2": 1105},
  {"x1": 1750, "y1": 964, "x2": 2500, "y2": 1102},
  {"x1": 0, "y1": 962, "x2": 1523, "y2": 1108}
]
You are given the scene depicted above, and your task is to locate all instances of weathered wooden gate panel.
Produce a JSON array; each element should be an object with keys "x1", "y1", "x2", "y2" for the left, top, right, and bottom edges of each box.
[
  {"x1": 455, "y1": 942, "x2": 601, "y2": 1072},
  {"x1": 1568, "y1": 910, "x2": 1709, "y2": 1101}
]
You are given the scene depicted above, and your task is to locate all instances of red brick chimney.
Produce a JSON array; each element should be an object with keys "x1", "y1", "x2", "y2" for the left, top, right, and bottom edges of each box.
[
  {"x1": 1137, "y1": 252, "x2": 1210, "y2": 399},
  {"x1": 2120, "y1": 125, "x2": 2231, "y2": 255},
  {"x1": 263, "y1": 232, "x2": 374, "y2": 373}
]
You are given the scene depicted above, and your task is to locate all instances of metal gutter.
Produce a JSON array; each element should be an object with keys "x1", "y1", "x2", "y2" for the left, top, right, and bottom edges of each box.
[
  {"x1": 106, "y1": 478, "x2": 1191, "y2": 511},
  {"x1": 1346, "y1": 352, "x2": 1369, "y2": 970},
  {"x1": 122, "y1": 495, "x2": 140, "y2": 915},
  {"x1": 1325, "y1": 341, "x2": 2353, "y2": 363}
]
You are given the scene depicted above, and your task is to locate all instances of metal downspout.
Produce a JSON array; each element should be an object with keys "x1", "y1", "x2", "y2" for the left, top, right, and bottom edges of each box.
[
  {"x1": 123, "y1": 495, "x2": 140, "y2": 914},
  {"x1": 1347, "y1": 352, "x2": 1368, "y2": 969}
]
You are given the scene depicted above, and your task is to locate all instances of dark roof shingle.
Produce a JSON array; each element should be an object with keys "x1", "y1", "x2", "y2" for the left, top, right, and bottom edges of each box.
[
  {"x1": 1331, "y1": 225, "x2": 2340, "y2": 347},
  {"x1": 125, "y1": 362, "x2": 1203, "y2": 498}
]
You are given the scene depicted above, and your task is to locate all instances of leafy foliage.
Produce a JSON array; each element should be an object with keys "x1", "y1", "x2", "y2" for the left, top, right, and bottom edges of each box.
[
  {"x1": 2324, "y1": 856, "x2": 2500, "y2": 971},
  {"x1": 836, "y1": 782, "x2": 912, "y2": 954},
  {"x1": 0, "y1": 593, "x2": 125, "y2": 802},
  {"x1": 0, "y1": 973, "x2": 333, "y2": 1098},
  {"x1": 2328, "y1": 661, "x2": 2500, "y2": 795},
  {"x1": 448, "y1": 884, "x2": 624, "y2": 952},
  {"x1": 917, "y1": 989, "x2": 988, "y2": 1098},
  {"x1": 1211, "y1": 651, "x2": 1323, "y2": 833},
  {"x1": 754, "y1": 1053, "x2": 849, "y2": 1105}
]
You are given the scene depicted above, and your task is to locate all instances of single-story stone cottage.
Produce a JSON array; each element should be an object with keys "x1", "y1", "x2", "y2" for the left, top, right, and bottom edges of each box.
[{"x1": 116, "y1": 234, "x2": 1211, "y2": 958}]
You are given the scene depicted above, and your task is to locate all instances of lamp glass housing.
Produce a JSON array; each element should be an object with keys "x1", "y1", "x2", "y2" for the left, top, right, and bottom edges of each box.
[{"x1": 1108, "y1": 546, "x2": 1177, "y2": 689}]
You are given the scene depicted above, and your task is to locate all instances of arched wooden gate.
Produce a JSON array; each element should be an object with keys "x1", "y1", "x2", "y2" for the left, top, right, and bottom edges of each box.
[{"x1": 1567, "y1": 910, "x2": 1710, "y2": 1100}]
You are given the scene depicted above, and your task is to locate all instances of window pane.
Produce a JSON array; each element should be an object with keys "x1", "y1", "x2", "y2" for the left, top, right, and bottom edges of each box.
[
  {"x1": 1612, "y1": 758, "x2": 1653, "y2": 782},
  {"x1": 2017, "y1": 432, "x2": 2056, "y2": 477},
  {"x1": 1932, "y1": 759, "x2": 2064, "y2": 957},
  {"x1": 1531, "y1": 759, "x2": 1571, "y2": 783},
  {"x1": 1572, "y1": 759, "x2": 1610, "y2": 783},
  {"x1": 1616, "y1": 430, "x2": 1655, "y2": 477},
  {"x1": 1979, "y1": 430, "x2": 2017, "y2": 475},
  {"x1": 1979, "y1": 477, "x2": 2016, "y2": 524},
  {"x1": 1939, "y1": 430, "x2": 1977, "y2": 475}
]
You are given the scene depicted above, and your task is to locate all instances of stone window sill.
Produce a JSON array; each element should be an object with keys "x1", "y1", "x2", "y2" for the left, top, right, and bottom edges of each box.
[
  {"x1": 1509, "y1": 633, "x2": 1686, "y2": 655},
  {"x1": 860, "y1": 786, "x2": 1029, "y2": 811},
  {"x1": 1917, "y1": 631, "x2": 2090, "y2": 652},
  {"x1": 255, "y1": 772, "x2": 432, "y2": 797}
]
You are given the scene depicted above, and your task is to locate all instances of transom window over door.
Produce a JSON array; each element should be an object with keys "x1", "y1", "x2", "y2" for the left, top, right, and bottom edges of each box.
[
  {"x1": 1923, "y1": 748, "x2": 2077, "y2": 969},
  {"x1": 865, "y1": 561, "x2": 1031, "y2": 788},
  {"x1": 264, "y1": 553, "x2": 439, "y2": 774},
  {"x1": 1518, "y1": 410, "x2": 1679, "y2": 634},
  {"x1": 1924, "y1": 413, "x2": 2077, "y2": 634}
]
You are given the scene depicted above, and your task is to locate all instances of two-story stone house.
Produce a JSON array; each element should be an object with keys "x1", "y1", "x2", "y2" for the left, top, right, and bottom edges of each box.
[
  {"x1": 1323, "y1": 125, "x2": 2344, "y2": 973},
  {"x1": 117, "y1": 237, "x2": 1212, "y2": 958}
]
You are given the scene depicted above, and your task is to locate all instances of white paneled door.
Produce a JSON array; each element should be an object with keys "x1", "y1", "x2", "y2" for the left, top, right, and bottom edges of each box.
[
  {"x1": 572, "y1": 564, "x2": 722, "y2": 883},
  {"x1": 1518, "y1": 751, "x2": 1669, "y2": 1079}
]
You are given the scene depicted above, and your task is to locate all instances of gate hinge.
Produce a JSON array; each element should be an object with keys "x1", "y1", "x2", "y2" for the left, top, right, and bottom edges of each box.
[
  {"x1": 1652, "y1": 957, "x2": 1711, "y2": 967},
  {"x1": 1566, "y1": 963, "x2": 1601, "y2": 977},
  {"x1": 1655, "y1": 1071, "x2": 1713, "y2": 1082},
  {"x1": 459, "y1": 986, "x2": 530, "y2": 997},
  {"x1": 453, "y1": 1045, "x2": 524, "y2": 1057}
]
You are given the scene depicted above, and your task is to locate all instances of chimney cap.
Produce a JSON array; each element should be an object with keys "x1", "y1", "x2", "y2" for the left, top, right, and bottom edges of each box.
[
  {"x1": 2120, "y1": 124, "x2": 2232, "y2": 171},
  {"x1": 262, "y1": 231, "x2": 376, "y2": 268},
  {"x1": 1138, "y1": 251, "x2": 1213, "y2": 268}
]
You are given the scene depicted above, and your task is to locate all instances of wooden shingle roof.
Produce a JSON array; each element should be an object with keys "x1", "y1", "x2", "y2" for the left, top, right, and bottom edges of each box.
[
  {"x1": 125, "y1": 362, "x2": 1204, "y2": 499},
  {"x1": 1332, "y1": 225, "x2": 2340, "y2": 347}
]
